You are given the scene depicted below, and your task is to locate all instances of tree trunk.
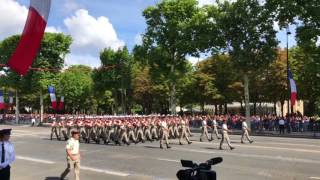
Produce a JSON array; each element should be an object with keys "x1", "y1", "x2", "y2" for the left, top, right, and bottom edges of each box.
[
  {"x1": 40, "y1": 89, "x2": 44, "y2": 124},
  {"x1": 224, "y1": 103, "x2": 228, "y2": 114},
  {"x1": 15, "y1": 89, "x2": 19, "y2": 124},
  {"x1": 281, "y1": 100, "x2": 284, "y2": 117},
  {"x1": 219, "y1": 104, "x2": 223, "y2": 115},
  {"x1": 273, "y1": 102, "x2": 277, "y2": 116},
  {"x1": 170, "y1": 64, "x2": 177, "y2": 115},
  {"x1": 243, "y1": 74, "x2": 251, "y2": 129},
  {"x1": 306, "y1": 100, "x2": 316, "y2": 116},
  {"x1": 253, "y1": 102, "x2": 257, "y2": 115},
  {"x1": 214, "y1": 104, "x2": 218, "y2": 115},
  {"x1": 201, "y1": 102, "x2": 205, "y2": 113}
]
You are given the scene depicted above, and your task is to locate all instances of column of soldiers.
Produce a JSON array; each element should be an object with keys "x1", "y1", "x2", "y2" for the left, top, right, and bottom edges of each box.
[{"x1": 50, "y1": 114, "x2": 253, "y2": 150}]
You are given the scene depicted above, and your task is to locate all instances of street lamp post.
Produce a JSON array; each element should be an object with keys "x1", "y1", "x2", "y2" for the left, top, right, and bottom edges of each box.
[{"x1": 286, "y1": 26, "x2": 292, "y2": 116}]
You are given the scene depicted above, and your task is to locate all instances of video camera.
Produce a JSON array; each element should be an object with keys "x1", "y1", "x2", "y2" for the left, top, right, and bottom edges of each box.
[{"x1": 177, "y1": 157, "x2": 223, "y2": 180}]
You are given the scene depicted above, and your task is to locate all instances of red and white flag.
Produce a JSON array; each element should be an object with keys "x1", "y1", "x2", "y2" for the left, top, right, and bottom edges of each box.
[
  {"x1": 8, "y1": 0, "x2": 52, "y2": 75},
  {"x1": 288, "y1": 68, "x2": 297, "y2": 106},
  {"x1": 48, "y1": 86, "x2": 57, "y2": 110},
  {"x1": 58, "y1": 96, "x2": 64, "y2": 111},
  {"x1": 0, "y1": 90, "x2": 5, "y2": 110}
]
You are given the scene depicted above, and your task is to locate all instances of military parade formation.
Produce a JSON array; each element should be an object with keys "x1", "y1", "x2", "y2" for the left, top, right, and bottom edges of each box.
[{"x1": 50, "y1": 115, "x2": 254, "y2": 150}]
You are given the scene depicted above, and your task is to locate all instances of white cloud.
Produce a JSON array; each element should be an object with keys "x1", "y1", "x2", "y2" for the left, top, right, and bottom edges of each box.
[
  {"x1": 187, "y1": 56, "x2": 203, "y2": 65},
  {"x1": 0, "y1": 0, "x2": 28, "y2": 40},
  {"x1": 64, "y1": 9, "x2": 125, "y2": 55},
  {"x1": 45, "y1": 26, "x2": 62, "y2": 33},
  {"x1": 273, "y1": 21, "x2": 280, "y2": 31},
  {"x1": 197, "y1": 0, "x2": 215, "y2": 6},
  {"x1": 65, "y1": 54, "x2": 101, "y2": 68},
  {"x1": 134, "y1": 33, "x2": 142, "y2": 45}
]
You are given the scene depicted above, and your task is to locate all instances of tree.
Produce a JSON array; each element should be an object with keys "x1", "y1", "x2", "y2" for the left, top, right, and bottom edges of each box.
[
  {"x1": 215, "y1": 0, "x2": 278, "y2": 126},
  {"x1": 142, "y1": 0, "x2": 209, "y2": 114},
  {"x1": 93, "y1": 47, "x2": 132, "y2": 114},
  {"x1": 59, "y1": 65, "x2": 94, "y2": 114}
]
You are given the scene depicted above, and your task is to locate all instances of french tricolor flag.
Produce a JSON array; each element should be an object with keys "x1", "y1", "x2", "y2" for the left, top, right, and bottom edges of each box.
[
  {"x1": 48, "y1": 86, "x2": 57, "y2": 110},
  {"x1": 288, "y1": 68, "x2": 297, "y2": 106},
  {"x1": 8, "y1": 0, "x2": 51, "y2": 76},
  {"x1": 0, "y1": 90, "x2": 5, "y2": 110},
  {"x1": 58, "y1": 96, "x2": 64, "y2": 111}
]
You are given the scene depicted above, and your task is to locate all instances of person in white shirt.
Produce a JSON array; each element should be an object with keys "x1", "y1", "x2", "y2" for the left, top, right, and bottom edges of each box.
[
  {"x1": 200, "y1": 117, "x2": 212, "y2": 142},
  {"x1": 219, "y1": 119, "x2": 235, "y2": 150},
  {"x1": 211, "y1": 117, "x2": 221, "y2": 140},
  {"x1": 60, "y1": 130, "x2": 81, "y2": 180},
  {"x1": 0, "y1": 129, "x2": 15, "y2": 180},
  {"x1": 241, "y1": 119, "x2": 253, "y2": 144},
  {"x1": 279, "y1": 118, "x2": 285, "y2": 134}
]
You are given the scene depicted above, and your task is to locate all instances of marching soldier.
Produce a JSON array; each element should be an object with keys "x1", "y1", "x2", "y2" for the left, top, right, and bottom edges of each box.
[
  {"x1": 50, "y1": 118, "x2": 60, "y2": 140},
  {"x1": 211, "y1": 116, "x2": 221, "y2": 140},
  {"x1": 150, "y1": 119, "x2": 159, "y2": 140},
  {"x1": 160, "y1": 119, "x2": 171, "y2": 149},
  {"x1": 118, "y1": 121, "x2": 130, "y2": 146},
  {"x1": 241, "y1": 118, "x2": 253, "y2": 144},
  {"x1": 219, "y1": 119, "x2": 235, "y2": 150},
  {"x1": 186, "y1": 117, "x2": 193, "y2": 137},
  {"x1": 143, "y1": 120, "x2": 153, "y2": 142},
  {"x1": 136, "y1": 121, "x2": 145, "y2": 143},
  {"x1": 179, "y1": 118, "x2": 192, "y2": 145},
  {"x1": 200, "y1": 117, "x2": 212, "y2": 142},
  {"x1": 127, "y1": 122, "x2": 137, "y2": 144}
]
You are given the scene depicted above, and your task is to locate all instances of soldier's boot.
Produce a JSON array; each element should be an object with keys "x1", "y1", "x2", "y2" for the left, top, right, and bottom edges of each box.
[{"x1": 166, "y1": 144, "x2": 171, "y2": 149}]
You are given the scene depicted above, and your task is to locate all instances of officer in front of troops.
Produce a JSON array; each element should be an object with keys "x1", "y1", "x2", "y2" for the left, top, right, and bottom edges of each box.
[
  {"x1": 241, "y1": 118, "x2": 253, "y2": 144},
  {"x1": 60, "y1": 130, "x2": 81, "y2": 180},
  {"x1": 0, "y1": 129, "x2": 15, "y2": 180},
  {"x1": 219, "y1": 119, "x2": 235, "y2": 150}
]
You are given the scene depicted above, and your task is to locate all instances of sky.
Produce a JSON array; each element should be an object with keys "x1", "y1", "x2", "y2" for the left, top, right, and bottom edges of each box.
[{"x1": 0, "y1": 0, "x2": 297, "y2": 67}]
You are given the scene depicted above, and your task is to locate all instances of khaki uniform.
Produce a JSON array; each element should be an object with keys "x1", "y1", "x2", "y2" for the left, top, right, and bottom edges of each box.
[
  {"x1": 179, "y1": 120, "x2": 191, "y2": 144},
  {"x1": 160, "y1": 121, "x2": 170, "y2": 148},
  {"x1": 50, "y1": 121, "x2": 60, "y2": 140},
  {"x1": 200, "y1": 120, "x2": 210, "y2": 141},
  {"x1": 219, "y1": 123, "x2": 234, "y2": 150},
  {"x1": 241, "y1": 121, "x2": 253, "y2": 143},
  {"x1": 61, "y1": 138, "x2": 80, "y2": 180},
  {"x1": 211, "y1": 120, "x2": 220, "y2": 140}
]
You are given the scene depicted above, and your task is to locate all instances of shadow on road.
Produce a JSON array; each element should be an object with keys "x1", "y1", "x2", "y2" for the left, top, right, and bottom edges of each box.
[
  {"x1": 44, "y1": 177, "x2": 60, "y2": 180},
  {"x1": 144, "y1": 145, "x2": 160, "y2": 149}
]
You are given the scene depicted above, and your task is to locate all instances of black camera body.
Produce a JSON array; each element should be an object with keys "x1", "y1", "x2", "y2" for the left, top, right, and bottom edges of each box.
[{"x1": 176, "y1": 157, "x2": 223, "y2": 180}]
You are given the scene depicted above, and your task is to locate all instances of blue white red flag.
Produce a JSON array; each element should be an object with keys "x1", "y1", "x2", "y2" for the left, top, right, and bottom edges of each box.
[
  {"x1": 48, "y1": 86, "x2": 57, "y2": 110},
  {"x1": 288, "y1": 68, "x2": 297, "y2": 106},
  {"x1": 0, "y1": 90, "x2": 5, "y2": 110}
]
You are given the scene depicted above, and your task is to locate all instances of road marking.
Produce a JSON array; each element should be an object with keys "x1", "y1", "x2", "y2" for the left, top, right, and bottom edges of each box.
[
  {"x1": 80, "y1": 166, "x2": 129, "y2": 177},
  {"x1": 157, "y1": 158, "x2": 180, "y2": 163},
  {"x1": 171, "y1": 147, "x2": 320, "y2": 164},
  {"x1": 310, "y1": 177, "x2": 320, "y2": 179},
  {"x1": 190, "y1": 141, "x2": 320, "y2": 154},
  {"x1": 16, "y1": 156, "x2": 55, "y2": 164}
]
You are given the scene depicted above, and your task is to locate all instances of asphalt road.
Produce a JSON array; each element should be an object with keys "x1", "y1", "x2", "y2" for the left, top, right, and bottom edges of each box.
[{"x1": 1, "y1": 125, "x2": 320, "y2": 180}]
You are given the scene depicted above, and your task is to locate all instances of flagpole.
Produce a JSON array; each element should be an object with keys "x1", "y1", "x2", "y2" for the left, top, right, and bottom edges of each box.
[{"x1": 286, "y1": 26, "x2": 291, "y2": 116}]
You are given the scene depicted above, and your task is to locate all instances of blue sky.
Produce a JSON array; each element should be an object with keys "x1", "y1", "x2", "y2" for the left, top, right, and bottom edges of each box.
[{"x1": 2, "y1": 0, "x2": 297, "y2": 66}]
